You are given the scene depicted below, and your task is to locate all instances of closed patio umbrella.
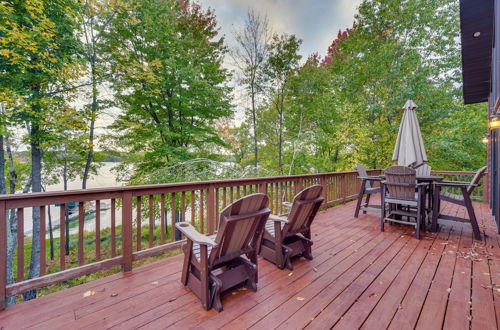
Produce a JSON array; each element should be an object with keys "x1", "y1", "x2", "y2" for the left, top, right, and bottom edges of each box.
[{"x1": 392, "y1": 99, "x2": 428, "y2": 168}]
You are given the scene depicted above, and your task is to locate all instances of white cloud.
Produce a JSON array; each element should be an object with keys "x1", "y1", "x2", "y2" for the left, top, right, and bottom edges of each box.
[{"x1": 197, "y1": 0, "x2": 362, "y2": 58}]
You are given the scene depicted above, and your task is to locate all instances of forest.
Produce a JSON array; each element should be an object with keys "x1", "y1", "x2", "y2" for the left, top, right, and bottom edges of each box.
[{"x1": 0, "y1": 0, "x2": 487, "y2": 303}]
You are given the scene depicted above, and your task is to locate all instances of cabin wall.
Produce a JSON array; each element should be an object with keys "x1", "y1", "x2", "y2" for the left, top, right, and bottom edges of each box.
[{"x1": 489, "y1": 0, "x2": 500, "y2": 231}]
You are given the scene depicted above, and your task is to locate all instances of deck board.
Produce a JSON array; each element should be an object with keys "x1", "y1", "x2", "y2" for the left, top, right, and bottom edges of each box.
[{"x1": 0, "y1": 198, "x2": 499, "y2": 329}]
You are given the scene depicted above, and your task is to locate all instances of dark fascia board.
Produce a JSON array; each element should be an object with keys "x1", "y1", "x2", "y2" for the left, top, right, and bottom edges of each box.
[{"x1": 460, "y1": 0, "x2": 494, "y2": 104}]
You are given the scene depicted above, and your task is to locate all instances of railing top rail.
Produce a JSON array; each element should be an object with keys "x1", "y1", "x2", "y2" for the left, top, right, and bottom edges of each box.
[{"x1": 0, "y1": 169, "x2": 380, "y2": 204}]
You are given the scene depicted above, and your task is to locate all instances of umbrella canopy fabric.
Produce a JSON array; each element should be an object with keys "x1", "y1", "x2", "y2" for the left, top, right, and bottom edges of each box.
[{"x1": 392, "y1": 99, "x2": 428, "y2": 168}]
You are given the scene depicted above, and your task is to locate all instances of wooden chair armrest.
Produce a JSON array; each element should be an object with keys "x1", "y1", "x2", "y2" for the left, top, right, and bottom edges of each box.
[
  {"x1": 434, "y1": 182, "x2": 474, "y2": 188},
  {"x1": 175, "y1": 222, "x2": 217, "y2": 247},
  {"x1": 440, "y1": 180, "x2": 470, "y2": 185},
  {"x1": 269, "y1": 214, "x2": 289, "y2": 223},
  {"x1": 358, "y1": 176, "x2": 382, "y2": 181}
]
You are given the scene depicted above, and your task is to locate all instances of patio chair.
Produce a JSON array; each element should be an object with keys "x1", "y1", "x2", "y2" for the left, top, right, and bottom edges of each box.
[
  {"x1": 259, "y1": 185, "x2": 324, "y2": 270},
  {"x1": 381, "y1": 166, "x2": 428, "y2": 239},
  {"x1": 416, "y1": 164, "x2": 432, "y2": 176},
  {"x1": 431, "y1": 166, "x2": 487, "y2": 240},
  {"x1": 176, "y1": 193, "x2": 271, "y2": 311},
  {"x1": 354, "y1": 163, "x2": 381, "y2": 217}
]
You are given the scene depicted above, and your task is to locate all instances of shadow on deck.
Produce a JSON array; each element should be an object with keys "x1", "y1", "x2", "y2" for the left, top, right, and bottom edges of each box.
[{"x1": 0, "y1": 198, "x2": 498, "y2": 329}]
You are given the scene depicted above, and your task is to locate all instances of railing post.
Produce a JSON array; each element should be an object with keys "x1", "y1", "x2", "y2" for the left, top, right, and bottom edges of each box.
[
  {"x1": 207, "y1": 185, "x2": 215, "y2": 235},
  {"x1": 483, "y1": 172, "x2": 490, "y2": 204},
  {"x1": 341, "y1": 174, "x2": 348, "y2": 202},
  {"x1": 260, "y1": 182, "x2": 268, "y2": 195},
  {"x1": 122, "y1": 192, "x2": 133, "y2": 272},
  {"x1": 294, "y1": 179, "x2": 302, "y2": 195},
  {"x1": 320, "y1": 175, "x2": 327, "y2": 207},
  {"x1": 0, "y1": 201, "x2": 6, "y2": 310}
]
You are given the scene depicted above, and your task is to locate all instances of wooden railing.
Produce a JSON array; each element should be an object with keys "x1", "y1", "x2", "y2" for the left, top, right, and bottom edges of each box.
[
  {"x1": 431, "y1": 170, "x2": 488, "y2": 203},
  {"x1": 0, "y1": 169, "x2": 382, "y2": 308}
]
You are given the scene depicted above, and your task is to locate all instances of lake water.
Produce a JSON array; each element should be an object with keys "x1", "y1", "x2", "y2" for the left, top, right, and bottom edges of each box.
[{"x1": 23, "y1": 162, "x2": 125, "y2": 237}]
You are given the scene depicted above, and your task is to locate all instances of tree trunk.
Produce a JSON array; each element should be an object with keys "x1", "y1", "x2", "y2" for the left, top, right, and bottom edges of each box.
[
  {"x1": 63, "y1": 147, "x2": 69, "y2": 255},
  {"x1": 82, "y1": 61, "x2": 98, "y2": 189},
  {"x1": 24, "y1": 124, "x2": 42, "y2": 301},
  {"x1": 251, "y1": 85, "x2": 258, "y2": 168},
  {"x1": 5, "y1": 136, "x2": 17, "y2": 306},
  {"x1": 277, "y1": 93, "x2": 284, "y2": 175},
  {"x1": 0, "y1": 135, "x2": 5, "y2": 195}
]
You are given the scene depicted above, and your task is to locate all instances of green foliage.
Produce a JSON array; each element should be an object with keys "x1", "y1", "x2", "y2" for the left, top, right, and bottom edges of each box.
[
  {"x1": 103, "y1": 0, "x2": 232, "y2": 184},
  {"x1": 232, "y1": 0, "x2": 487, "y2": 174}
]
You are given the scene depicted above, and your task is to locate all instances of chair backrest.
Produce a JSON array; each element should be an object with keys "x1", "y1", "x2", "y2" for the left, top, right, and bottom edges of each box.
[
  {"x1": 384, "y1": 166, "x2": 417, "y2": 200},
  {"x1": 467, "y1": 166, "x2": 488, "y2": 195},
  {"x1": 209, "y1": 193, "x2": 270, "y2": 267},
  {"x1": 356, "y1": 163, "x2": 372, "y2": 189},
  {"x1": 282, "y1": 185, "x2": 324, "y2": 237},
  {"x1": 415, "y1": 164, "x2": 431, "y2": 177}
]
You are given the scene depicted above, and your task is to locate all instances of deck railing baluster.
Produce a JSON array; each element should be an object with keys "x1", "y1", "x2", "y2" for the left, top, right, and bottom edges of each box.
[
  {"x1": 149, "y1": 195, "x2": 154, "y2": 248},
  {"x1": 171, "y1": 193, "x2": 176, "y2": 241},
  {"x1": 59, "y1": 204, "x2": 66, "y2": 271},
  {"x1": 95, "y1": 201, "x2": 100, "y2": 261},
  {"x1": 111, "y1": 199, "x2": 116, "y2": 257},
  {"x1": 17, "y1": 208, "x2": 24, "y2": 282},
  {"x1": 136, "y1": 196, "x2": 142, "y2": 251},
  {"x1": 40, "y1": 205, "x2": 46, "y2": 276},
  {"x1": 78, "y1": 202, "x2": 85, "y2": 266},
  {"x1": 160, "y1": 194, "x2": 166, "y2": 244}
]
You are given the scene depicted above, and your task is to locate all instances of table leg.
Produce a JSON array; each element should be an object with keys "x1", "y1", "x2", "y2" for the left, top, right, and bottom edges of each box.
[{"x1": 431, "y1": 185, "x2": 440, "y2": 232}]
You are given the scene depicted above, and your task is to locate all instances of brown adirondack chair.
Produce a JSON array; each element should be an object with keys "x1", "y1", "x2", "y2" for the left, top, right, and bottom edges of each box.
[
  {"x1": 381, "y1": 166, "x2": 428, "y2": 239},
  {"x1": 432, "y1": 166, "x2": 487, "y2": 240},
  {"x1": 354, "y1": 163, "x2": 382, "y2": 217},
  {"x1": 259, "y1": 185, "x2": 324, "y2": 270},
  {"x1": 176, "y1": 193, "x2": 271, "y2": 311}
]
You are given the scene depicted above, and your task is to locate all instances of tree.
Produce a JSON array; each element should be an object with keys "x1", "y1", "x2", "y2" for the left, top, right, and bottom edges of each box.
[
  {"x1": 232, "y1": 10, "x2": 270, "y2": 168},
  {"x1": 79, "y1": 0, "x2": 121, "y2": 189},
  {"x1": 0, "y1": 0, "x2": 83, "y2": 300},
  {"x1": 264, "y1": 34, "x2": 302, "y2": 174},
  {"x1": 104, "y1": 0, "x2": 232, "y2": 183}
]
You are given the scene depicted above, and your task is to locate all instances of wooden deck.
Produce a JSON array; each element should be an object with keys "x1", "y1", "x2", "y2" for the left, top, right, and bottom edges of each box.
[{"x1": 1, "y1": 198, "x2": 499, "y2": 329}]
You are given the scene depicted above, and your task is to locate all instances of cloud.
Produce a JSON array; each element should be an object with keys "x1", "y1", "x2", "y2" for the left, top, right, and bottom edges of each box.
[{"x1": 197, "y1": 0, "x2": 362, "y2": 58}]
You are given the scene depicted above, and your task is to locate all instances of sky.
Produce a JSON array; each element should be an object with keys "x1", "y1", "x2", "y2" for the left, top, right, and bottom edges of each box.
[
  {"x1": 197, "y1": 0, "x2": 363, "y2": 59},
  {"x1": 195, "y1": 0, "x2": 363, "y2": 122}
]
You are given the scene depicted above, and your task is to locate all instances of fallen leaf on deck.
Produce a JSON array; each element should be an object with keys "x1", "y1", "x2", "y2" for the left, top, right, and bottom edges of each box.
[
  {"x1": 151, "y1": 281, "x2": 159, "y2": 285},
  {"x1": 369, "y1": 293, "x2": 377, "y2": 297},
  {"x1": 232, "y1": 292, "x2": 238, "y2": 295},
  {"x1": 296, "y1": 297, "x2": 305, "y2": 301},
  {"x1": 483, "y1": 273, "x2": 490, "y2": 276},
  {"x1": 313, "y1": 267, "x2": 318, "y2": 272},
  {"x1": 168, "y1": 298, "x2": 177, "y2": 302},
  {"x1": 83, "y1": 291, "x2": 96, "y2": 297},
  {"x1": 288, "y1": 272, "x2": 293, "y2": 276},
  {"x1": 446, "y1": 288, "x2": 451, "y2": 293},
  {"x1": 110, "y1": 293, "x2": 118, "y2": 297}
]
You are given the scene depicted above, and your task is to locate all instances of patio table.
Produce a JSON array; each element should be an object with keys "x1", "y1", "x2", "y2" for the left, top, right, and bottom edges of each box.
[{"x1": 378, "y1": 174, "x2": 443, "y2": 217}]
